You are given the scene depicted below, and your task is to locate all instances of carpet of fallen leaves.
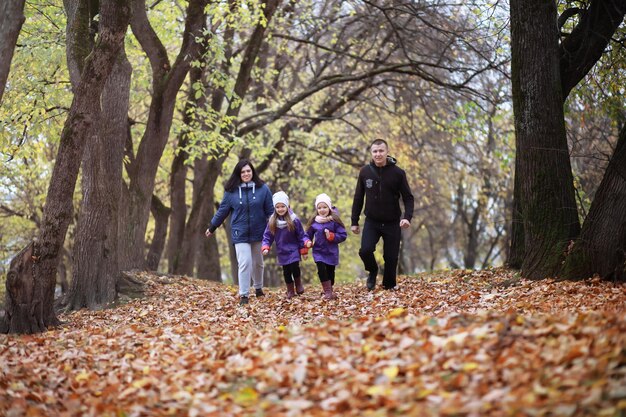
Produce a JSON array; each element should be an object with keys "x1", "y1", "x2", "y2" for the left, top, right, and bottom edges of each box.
[{"x1": 1, "y1": 269, "x2": 625, "y2": 417}]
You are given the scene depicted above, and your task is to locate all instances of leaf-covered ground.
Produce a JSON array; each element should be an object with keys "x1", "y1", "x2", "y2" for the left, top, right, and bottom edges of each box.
[{"x1": 1, "y1": 269, "x2": 625, "y2": 417}]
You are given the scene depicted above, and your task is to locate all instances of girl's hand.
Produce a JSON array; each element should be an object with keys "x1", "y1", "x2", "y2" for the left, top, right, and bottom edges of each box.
[
  {"x1": 305, "y1": 240, "x2": 312, "y2": 248},
  {"x1": 261, "y1": 246, "x2": 270, "y2": 256},
  {"x1": 262, "y1": 249, "x2": 269, "y2": 255},
  {"x1": 324, "y1": 229, "x2": 335, "y2": 241}
]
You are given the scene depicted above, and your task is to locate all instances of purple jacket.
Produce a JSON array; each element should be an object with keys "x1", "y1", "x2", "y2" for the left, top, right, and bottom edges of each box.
[
  {"x1": 262, "y1": 212, "x2": 310, "y2": 266},
  {"x1": 306, "y1": 219, "x2": 347, "y2": 265}
]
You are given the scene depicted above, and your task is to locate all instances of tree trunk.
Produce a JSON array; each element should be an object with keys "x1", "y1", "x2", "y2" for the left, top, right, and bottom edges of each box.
[
  {"x1": 510, "y1": 0, "x2": 580, "y2": 279},
  {"x1": 561, "y1": 122, "x2": 626, "y2": 280},
  {"x1": 509, "y1": 0, "x2": 626, "y2": 272},
  {"x1": 1, "y1": 243, "x2": 42, "y2": 333},
  {"x1": 0, "y1": 0, "x2": 26, "y2": 105},
  {"x1": 166, "y1": 68, "x2": 199, "y2": 272},
  {"x1": 67, "y1": 50, "x2": 132, "y2": 310},
  {"x1": 2, "y1": 0, "x2": 131, "y2": 334},
  {"x1": 194, "y1": 161, "x2": 222, "y2": 279},
  {"x1": 118, "y1": 0, "x2": 208, "y2": 271},
  {"x1": 507, "y1": 160, "x2": 525, "y2": 269},
  {"x1": 146, "y1": 195, "x2": 171, "y2": 271}
]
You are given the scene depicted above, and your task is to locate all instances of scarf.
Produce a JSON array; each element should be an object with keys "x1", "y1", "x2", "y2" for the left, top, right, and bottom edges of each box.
[{"x1": 315, "y1": 215, "x2": 332, "y2": 224}]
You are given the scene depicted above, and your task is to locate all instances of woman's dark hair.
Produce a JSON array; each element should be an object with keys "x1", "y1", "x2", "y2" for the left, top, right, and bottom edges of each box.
[{"x1": 224, "y1": 159, "x2": 265, "y2": 192}]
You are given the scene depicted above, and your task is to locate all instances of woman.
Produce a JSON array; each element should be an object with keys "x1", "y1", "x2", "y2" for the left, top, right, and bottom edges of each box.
[{"x1": 205, "y1": 159, "x2": 274, "y2": 305}]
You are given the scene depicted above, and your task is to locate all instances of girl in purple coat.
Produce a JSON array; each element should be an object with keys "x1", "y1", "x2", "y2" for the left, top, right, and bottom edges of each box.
[
  {"x1": 262, "y1": 191, "x2": 312, "y2": 299},
  {"x1": 306, "y1": 193, "x2": 348, "y2": 300}
]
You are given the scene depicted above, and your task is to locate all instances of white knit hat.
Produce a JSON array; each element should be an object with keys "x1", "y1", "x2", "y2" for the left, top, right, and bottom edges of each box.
[
  {"x1": 315, "y1": 193, "x2": 332, "y2": 210},
  {"x1": 272, "y1": 191, "x2": 290, "y2": 208}
]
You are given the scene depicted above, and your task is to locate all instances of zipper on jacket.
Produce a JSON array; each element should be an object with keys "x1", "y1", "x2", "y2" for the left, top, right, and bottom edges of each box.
[{"x1": 246, "y1": 188, "x2": 250, "y2": 242}]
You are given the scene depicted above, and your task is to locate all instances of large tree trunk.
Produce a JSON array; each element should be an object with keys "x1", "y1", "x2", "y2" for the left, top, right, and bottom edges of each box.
[
  {"x1": 2, "y1": 0, "x2": 130, "y2": 334},
  {"x1": 510, "y1": 0, "x2": 580, "y2": 279},
  {"x1": 67, "y1": 50, "x2": 132, "y2": 310},
  {"x1": 0, "y1": 0, "x2": 26, "y2": 105},
  {"x1": 561, "y1": 122, "x2": 626, "y2": 280},
  {"x1": 509, "y1": 0, "x2": 626, "y2": 271},
  {"x1": 118, "y1": 0, "x2": 208, "y2": 272}
]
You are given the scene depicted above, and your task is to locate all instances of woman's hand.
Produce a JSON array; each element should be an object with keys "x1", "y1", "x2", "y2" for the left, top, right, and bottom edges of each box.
[{"x1": 205, "y1": 228, "x2": 213, "y2": 237}]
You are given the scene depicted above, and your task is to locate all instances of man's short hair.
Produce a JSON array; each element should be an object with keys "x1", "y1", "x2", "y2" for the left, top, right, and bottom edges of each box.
[{"x1": 370, "y1": 138, "x2": 388, "y2": 149}]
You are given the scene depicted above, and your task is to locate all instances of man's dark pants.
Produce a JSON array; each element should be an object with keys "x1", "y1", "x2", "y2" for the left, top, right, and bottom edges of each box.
[{"x1": 358, "y1": 218, "x2": 401, "y2": 289}]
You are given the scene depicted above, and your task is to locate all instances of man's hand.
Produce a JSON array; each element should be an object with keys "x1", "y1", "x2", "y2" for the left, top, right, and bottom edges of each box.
[
  {"x1": 400, "y1": 219, "x2": 410, "y2": 229},
  {"x1": 205, "y1": 228, "x2": 213, "y2": 237},
  {"x1": 351, "y1": 225, "x2": 360, "y2": 235}
]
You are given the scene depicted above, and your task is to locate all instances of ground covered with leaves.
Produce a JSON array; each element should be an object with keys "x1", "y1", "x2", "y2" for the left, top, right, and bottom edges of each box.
[{"x1": 1, "y1": 269, "x2": 625, "y2": 416}]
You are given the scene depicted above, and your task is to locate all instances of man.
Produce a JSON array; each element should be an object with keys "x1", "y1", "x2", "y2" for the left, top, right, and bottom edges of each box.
[{"x1": 351, "y1": 139, "x2": 414, "y2": 290}]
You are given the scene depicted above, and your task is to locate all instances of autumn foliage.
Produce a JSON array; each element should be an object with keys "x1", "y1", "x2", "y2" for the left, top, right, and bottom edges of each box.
[{"x1": 1, "y1": 269, "x2": 625, "y2": 416}]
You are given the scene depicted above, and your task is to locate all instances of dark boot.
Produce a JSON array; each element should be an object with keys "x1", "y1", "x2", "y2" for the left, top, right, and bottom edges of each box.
[
  {"x1": 293, "y1": 276, "x2": 305, "y2": 295},
  {"x1": 321, "y1": 280, "x2": 336, "y2": 300},
  {"x1": 367, "y1": 269, "x2": 377, "y2": 291},
  {"x1": 239, "y1": 296, "x2": 249, "y2": 305},
  {"x1": 255, "y1": 288, "x2": 265, "y2": 297},
  {"x1": 286, "y1": 282, "x2": 296, "y2": 299}
]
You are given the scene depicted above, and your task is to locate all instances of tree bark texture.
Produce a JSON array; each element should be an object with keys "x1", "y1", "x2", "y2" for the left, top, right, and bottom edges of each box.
[
  {"x1": 509, "y1": 0, "x2": 626, "y2": 269},
  {"x1": 0, "y1": 0, "x2": 26, "y2": 105},
  {"x1": 118, "y1": 0, "x2": 209, "y2": 271},
  {"x1": 510, "y1": 0, "x2": 580, "y2": 279},
  {"x1": 507, "y1": 158, "x2": 525, "y2": 269},
  {"x1": 146, "y1": 195, "x2": 171, "y2": 271},
  {"x1": 3, "y1": 0, "x2": 131, "y2": 334},
  {"x1": 193, "y1": 160, "x2": 221, "y2": 279},
  {"x1": 168, "y1": 66, "x2": 204, "y2": 274},
  {"x1": 68, "y1": 50, "x2": 132, "y2": 310},
  {"x1": 561, "y1": 123, "x2": 626, "y2": 280}
]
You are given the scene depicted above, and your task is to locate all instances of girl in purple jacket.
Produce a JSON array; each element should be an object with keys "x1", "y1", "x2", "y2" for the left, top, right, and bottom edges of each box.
[
  {"x1": 305, "y1": 193, "x2": 348, "y2": 300},
  {"x1": 262, "y1": 191, "x2": 312, "y2": 299}
]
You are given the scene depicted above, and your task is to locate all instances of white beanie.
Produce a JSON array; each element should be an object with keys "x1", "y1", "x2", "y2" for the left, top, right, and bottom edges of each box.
[
  {"x1": 315, "y1": 193, "x2": 332, "y2": 210},
  {"x1": 272, "y1": 191, "x2": 290, "y2": 208}
]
